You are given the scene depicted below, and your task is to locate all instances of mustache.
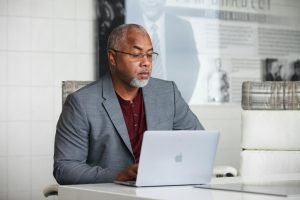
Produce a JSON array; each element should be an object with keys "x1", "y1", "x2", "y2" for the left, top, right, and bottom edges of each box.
[{"x1": 139, "y1": 69, "x2": 151, "y2": 73}]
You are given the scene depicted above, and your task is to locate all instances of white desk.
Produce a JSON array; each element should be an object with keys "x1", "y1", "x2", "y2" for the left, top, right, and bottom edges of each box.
[{"x1": 58, "y1": 175, "x2": 300, "y2": 200}]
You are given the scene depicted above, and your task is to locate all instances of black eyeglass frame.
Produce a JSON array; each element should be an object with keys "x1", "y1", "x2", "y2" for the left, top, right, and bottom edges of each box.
[{"x1": 109, "y1": 48, "x2": 159, "y2": 61}]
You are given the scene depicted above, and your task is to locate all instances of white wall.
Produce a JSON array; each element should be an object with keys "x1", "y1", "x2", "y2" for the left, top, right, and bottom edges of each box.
[
  {"x1": 0, "y1": 0, "x2": 97, "y2": 199},
  {"x1": 0, "y1": 1, "x2": 242, "y2": 200},
  {"x1": 190, "y1": 105, "x2": 242, "y2": 170}
]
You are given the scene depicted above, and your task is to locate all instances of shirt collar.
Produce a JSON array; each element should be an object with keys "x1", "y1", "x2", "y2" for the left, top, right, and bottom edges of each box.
[{"x1": 116, "y1": 88, "x2": 142, "y2": 104}]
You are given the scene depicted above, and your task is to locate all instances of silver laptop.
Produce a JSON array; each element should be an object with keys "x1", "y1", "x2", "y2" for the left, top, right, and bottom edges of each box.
[{"x1": 114, "y1": 130, "x2": 219, "y2": 187}]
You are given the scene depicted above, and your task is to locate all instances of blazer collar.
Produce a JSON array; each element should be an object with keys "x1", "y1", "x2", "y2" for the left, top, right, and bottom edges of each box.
[
  {"x1": 142, "y1": 78, "x2": 156, "y2": 130},
  {"x1": 101, "y1": 73, "x2": 133, "y2": 156},
  {"x1": 101, "y1": 74, "x2": 157, "y2": 157}
]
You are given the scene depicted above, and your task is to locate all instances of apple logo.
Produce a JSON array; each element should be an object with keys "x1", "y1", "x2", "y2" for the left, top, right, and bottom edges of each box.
[{"x1": 175, "y1": 153, "x2": 183, "y2": 163}]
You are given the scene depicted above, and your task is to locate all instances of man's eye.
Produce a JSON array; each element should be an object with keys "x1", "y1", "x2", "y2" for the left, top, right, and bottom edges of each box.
[{"x1": 131, "y1": 54, "x2": 141, "y2": 58}]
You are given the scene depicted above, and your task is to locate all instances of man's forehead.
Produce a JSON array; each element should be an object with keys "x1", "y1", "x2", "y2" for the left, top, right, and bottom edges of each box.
[
  {"x1": 126, "y1": 28, "x2": 149, "y2": 39},
  {"x1": 121, "y1": 29, "x2": 152, "y2": 50}
]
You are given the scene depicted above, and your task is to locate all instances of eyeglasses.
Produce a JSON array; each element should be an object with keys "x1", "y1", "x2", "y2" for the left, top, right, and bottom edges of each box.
[{"x1": 110, "y1": 48, "x2": 158, "y2": 62}]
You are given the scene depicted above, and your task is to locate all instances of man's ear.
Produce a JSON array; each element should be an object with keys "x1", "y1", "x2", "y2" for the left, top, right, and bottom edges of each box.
[{"x1": 108, "y1": 50, "x2": 116, "y2": 66}]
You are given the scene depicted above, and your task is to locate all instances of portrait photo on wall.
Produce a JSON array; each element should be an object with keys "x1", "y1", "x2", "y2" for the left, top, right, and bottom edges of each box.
[
  {"x1": 290, "y1": 60, "x2": 300, "y2": 81},
  {"x1": 265, "y1": 58, "x2": 286, "y2": 81},
  {"x1": 264, "y1": 58, "x2": 300, "y2": 81}
]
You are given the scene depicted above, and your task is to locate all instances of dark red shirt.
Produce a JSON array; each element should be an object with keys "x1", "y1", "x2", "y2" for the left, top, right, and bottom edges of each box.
[{"x1": 116, "y1": 89, "x2": 146, "y2": 163}]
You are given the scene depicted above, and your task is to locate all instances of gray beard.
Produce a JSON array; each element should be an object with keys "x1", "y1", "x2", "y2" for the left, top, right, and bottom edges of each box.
[{"x1": 130, "y1": 78, "x2": 149, "y2": 88}]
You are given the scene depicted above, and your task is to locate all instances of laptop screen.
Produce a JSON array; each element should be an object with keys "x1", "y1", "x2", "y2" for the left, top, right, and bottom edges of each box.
[{"x1": 132, "y1": 130, "x2": 220, "y2": 187}]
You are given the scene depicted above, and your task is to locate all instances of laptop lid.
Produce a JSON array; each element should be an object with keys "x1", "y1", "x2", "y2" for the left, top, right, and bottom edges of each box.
[{"x1": 130, "y1": 130, "x2": 219, "y2": 187}]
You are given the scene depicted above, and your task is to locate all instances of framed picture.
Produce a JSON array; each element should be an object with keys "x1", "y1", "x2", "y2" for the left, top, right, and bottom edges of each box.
[{"x1": 265, "y1": 58, "x2": 284, "y2": 81}]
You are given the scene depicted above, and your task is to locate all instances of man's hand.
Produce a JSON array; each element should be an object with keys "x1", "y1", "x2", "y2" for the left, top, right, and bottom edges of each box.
[{"x1": 116, "y1": 163, "x2": 138, "y2": 181}]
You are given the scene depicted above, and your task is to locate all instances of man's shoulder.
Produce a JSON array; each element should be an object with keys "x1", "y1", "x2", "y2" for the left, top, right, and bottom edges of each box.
[
  {"x1": 66, "y1": 79, "x2": 103, "y2": 104},
  {"x1": 73, "y1": 79, "x2": 101, "y2": 94},
  {"x1": 148, "y1": 77, "x2": 174, "y2": 87},
  {"x1": 145, "y1": 78, "x2": 177, "y2": 95}
]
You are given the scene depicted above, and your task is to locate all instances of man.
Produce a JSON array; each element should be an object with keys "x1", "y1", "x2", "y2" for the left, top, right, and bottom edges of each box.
[
  {"x1": 127, "y1": 0, "x2": 200, "y2": 102},
  {"x1": 53, "y1": 24, "x2": 203, "y2": 185},
  {"x1": 290, "y1": 60, "x2": 300, "y2": 81},
  {"x1": 266, "y1": 59, "x2": 283, "y2": 81}
]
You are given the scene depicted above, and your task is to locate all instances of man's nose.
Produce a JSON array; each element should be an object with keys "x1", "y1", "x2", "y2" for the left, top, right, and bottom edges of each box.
[{"x1": 140, "y1": 55, "x2": 151, "y2": 66}]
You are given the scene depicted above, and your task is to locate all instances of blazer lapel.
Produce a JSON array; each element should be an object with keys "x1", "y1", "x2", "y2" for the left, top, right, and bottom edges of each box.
[
  {"x1": 101, "y1": 74, "x2": 133, "y2": 156},
  {"x1": 142, "y1": 79, "x2": 157, "y2": 130}
]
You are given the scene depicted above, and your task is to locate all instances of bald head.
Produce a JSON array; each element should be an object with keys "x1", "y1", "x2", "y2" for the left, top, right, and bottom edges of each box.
[{"x1": 107, "y1": 24, "x2": 149, "y2": 51}]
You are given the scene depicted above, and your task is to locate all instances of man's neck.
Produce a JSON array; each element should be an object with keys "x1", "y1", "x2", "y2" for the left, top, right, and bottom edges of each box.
[{"x1": 115, "y1": 87, "x2": 139, "y2": 102}]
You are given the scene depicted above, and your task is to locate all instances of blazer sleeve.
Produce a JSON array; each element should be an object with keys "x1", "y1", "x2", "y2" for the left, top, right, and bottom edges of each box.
[
  {"x1": 172, "y1": 82, "x2": 205, "y2": 130},
  {"x1": 53, "y1": 94, "x2": 115, "y2": 185}
]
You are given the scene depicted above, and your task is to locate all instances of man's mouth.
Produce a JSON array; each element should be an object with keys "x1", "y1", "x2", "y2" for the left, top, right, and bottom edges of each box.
[{"x1": 138, "y1": 71, "x2": 150, "y2": 79}]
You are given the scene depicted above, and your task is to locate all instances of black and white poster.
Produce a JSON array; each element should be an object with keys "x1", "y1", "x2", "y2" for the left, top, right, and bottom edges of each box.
[{"x1": 126, "y1": 0, "x2": 300, "y2": 104}]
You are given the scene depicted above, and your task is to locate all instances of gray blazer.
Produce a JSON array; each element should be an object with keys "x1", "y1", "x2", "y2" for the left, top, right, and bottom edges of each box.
[{"x1": 53, "y1": 73, "x2": 204, "y2": 185}]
